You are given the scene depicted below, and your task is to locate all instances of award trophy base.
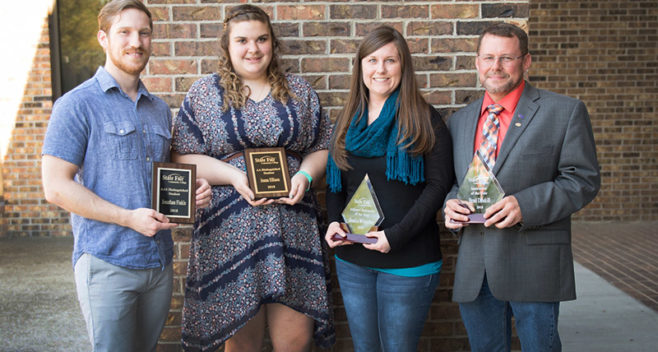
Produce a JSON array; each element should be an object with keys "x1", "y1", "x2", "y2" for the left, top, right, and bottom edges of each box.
[
  {"x1": 331, "y1": 223, "x2": 378, "y2": 244},
  {"x1": 467, "y1": 214, "x2": 486, "y2": 223},
  {"x1": 450, "y1": 213, "x2": 486, "y2": 224}
]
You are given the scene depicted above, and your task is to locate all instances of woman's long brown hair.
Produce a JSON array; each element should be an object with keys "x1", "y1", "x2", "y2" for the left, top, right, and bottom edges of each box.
[{"x1": 330, "y1": 25, "x2": 435, "y2": 170}]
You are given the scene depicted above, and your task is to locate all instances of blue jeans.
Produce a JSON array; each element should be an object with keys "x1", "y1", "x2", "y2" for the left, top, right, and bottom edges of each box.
[
  {"x1": 335, "y1": 259, "x2": 439, "y2": 352},
  {"x1": 74, "y1": 254, "x2": 173, "y2": 352},
  {"x1": 459, "y1": 275, "x2": 562, "y2": 352}
]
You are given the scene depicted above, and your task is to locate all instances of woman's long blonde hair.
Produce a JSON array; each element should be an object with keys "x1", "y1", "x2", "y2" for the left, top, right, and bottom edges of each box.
[
  {"x1": 218, "y1": 5, "x2": 291, "y2": 111},
  {"x1": 330, "y1": 26, "x2": 435, "y2": 170}
]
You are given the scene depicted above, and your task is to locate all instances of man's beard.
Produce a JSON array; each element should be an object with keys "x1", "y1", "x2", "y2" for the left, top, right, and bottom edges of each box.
[
  {"x1": 110, "y1": 46, "x2": 149, "y2": 75},
  {"x1": 483, "y1": 76, "x2": 521, "y2": 96}
]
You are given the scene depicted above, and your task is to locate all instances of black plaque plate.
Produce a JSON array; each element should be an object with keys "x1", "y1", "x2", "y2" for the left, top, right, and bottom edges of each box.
[
  {"x1": 152, "y1": 162, "x2": 196, "y2": 224},
  {"x1": 244, "y1": 147, "x2": 291, "y2": 199}
]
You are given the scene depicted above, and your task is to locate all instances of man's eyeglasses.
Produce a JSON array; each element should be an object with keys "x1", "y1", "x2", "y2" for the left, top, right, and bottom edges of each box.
[{"x1": 478, "y1": 54, "x2": 526, "y2": 67}]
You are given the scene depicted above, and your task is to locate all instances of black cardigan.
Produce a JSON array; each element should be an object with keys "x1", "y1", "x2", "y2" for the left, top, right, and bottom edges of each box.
[{"x1": 326, "y1": 107, "x2": 455, "y2": 268}]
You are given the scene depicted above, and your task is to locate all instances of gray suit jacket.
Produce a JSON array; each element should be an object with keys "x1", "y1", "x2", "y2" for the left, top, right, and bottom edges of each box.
[{"x1": 447, "y1": 82, "x2": 600, "y2": 303}]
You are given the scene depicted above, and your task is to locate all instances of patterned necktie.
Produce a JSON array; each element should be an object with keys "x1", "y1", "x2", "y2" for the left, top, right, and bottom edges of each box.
[{"x1": 479, "y1": 104, "x2": 503, "y2": 168}]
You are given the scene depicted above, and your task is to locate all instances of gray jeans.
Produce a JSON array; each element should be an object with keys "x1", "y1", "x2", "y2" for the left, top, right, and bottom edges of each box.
[{"x1": 74, "y1": 254, "x2": 173, "y2": 352}]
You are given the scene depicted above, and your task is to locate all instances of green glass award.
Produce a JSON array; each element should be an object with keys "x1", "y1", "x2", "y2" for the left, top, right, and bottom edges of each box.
[
  {"x1": 334, "y1": 174, "x2": 384, "y2": 244},
  {"x1": 455, "y1": 151, "x2": 505, "y2": 223}
]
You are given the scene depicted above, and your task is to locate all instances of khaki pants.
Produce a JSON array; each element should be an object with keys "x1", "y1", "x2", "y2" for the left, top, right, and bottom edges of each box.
[{"x1": 74, "y1": 254, "x2": 173, "y2": 352}]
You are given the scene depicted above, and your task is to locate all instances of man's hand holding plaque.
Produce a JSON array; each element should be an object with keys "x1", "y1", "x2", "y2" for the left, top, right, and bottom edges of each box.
[
  {"x1": 451, "y1": 151, "x2": 504, "y2": 224},
  {"x1": 331, "y1": 174, "x2": 384, "y2": 244},
  {"x1": 152, "y1": 162, "x2": 197, "y2": 224}
]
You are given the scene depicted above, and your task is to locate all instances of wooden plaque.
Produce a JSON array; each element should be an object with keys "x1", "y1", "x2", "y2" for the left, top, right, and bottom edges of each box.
[
  {"x1": 244, "y1": 147, "x2": 291, "y2": 199},
  {"x1": 152, "y1": 162, "x2": 196, "y2": 224}
]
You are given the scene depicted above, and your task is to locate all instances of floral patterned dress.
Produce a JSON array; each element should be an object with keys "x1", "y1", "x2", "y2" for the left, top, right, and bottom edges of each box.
[{"x1": 172, "y1": 73, "x2": 334, "y2": 351}]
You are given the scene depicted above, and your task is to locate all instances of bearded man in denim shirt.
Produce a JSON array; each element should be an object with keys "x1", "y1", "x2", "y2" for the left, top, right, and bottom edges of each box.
[{"x1": 41, "y1": 1, "x2": 211, "y2": 351}]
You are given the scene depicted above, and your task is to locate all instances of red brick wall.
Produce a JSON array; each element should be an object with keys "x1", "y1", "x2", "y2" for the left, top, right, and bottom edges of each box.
[
  {"x1": 528, "y1": 0, "x2": 658, "y2": 221},
  {"x1": 143, "y1": 2, "x2": 529, "y2": 351}
]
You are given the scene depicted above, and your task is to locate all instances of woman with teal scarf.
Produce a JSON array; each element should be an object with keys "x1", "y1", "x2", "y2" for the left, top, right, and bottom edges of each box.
[{"x1": 324, "y1": 26, "x2": 455, "y2": 351}]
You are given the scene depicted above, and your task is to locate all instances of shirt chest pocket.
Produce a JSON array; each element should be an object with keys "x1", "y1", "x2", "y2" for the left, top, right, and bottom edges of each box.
[
  {"x1": 104, "y1": 121, "x2": 138, "y2": 160},
  {"x1": 149, "y1": 124, "x2": 172, "y2": 161}
]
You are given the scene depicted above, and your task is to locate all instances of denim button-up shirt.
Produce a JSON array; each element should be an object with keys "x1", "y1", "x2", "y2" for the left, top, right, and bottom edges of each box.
[{"x1": 43, "y1": 67, "x2": 173, "y2": 269}]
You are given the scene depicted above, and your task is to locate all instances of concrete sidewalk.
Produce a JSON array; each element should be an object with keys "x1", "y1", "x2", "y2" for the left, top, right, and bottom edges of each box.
[
  {"x1": 559, "y1": 263, "x2": 658, "y2": 352},
  {"x1": 1, "y1": 236, "x2": 657, "y2": 351},
  {"x1": 0, "y1": 237, "x2": 88, "y2": 352}
]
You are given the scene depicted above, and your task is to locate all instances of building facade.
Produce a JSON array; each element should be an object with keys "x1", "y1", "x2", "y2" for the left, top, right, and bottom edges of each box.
[{"x1": 1, "y1": 0, "x2": 656, "y2": 350}]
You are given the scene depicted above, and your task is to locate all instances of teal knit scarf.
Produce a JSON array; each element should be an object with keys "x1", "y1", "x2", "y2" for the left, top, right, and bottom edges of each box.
[{"x1": 326, "y1": 89, "x2": 424, "y2": 192}]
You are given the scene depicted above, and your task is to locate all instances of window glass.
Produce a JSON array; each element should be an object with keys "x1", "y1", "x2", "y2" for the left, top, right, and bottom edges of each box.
[{"x1": 55, "y1": 0, "x2": 106, "y2": 95}]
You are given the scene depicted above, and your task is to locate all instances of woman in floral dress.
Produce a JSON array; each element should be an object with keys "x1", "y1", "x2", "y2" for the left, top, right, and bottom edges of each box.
[{"x1": 171, "y1": 5, "x2": 334, "y2": 352}]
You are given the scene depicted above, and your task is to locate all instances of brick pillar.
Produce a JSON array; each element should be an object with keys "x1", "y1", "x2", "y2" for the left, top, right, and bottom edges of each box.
[{"x1": 1, "y1": 2, "x2": 66, "y2": 238}]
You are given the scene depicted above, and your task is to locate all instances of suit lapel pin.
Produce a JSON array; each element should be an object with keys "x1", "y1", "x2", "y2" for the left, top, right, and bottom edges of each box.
[{"x1": 514, "y1": 114, "x2": 525, "y2": 127}]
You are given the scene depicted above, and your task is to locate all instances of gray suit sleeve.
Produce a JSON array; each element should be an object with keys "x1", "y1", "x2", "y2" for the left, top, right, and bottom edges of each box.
[{"x1": 514, "y1": 100, "x2": 601, "y2": 227}]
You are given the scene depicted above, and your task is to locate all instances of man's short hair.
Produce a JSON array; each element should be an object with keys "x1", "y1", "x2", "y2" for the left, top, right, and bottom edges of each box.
[
  {"x1": 477, "y1": 23, "x2": 529, "y2": 55},
  {"x1": 98, "y1": 0, "x2": 152, "y2": 33}
]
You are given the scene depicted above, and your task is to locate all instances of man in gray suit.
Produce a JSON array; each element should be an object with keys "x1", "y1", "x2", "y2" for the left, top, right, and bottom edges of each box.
[{"x1": 443, "y1": 23, "x2": 600, "y2": 351}]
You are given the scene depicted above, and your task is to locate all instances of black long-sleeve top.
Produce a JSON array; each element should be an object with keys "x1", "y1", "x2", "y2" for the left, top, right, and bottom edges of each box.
[{"x1": 326, "y1": 107, "x2": 455, "y2": 268}]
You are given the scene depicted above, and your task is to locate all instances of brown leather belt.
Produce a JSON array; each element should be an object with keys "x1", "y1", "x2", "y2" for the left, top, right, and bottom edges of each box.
[{"x1": 221, "y1": 149, "x2": 302, "y2": 163}]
